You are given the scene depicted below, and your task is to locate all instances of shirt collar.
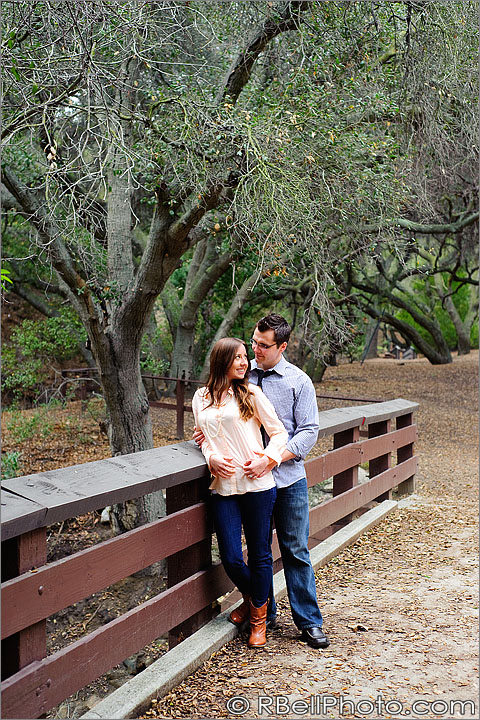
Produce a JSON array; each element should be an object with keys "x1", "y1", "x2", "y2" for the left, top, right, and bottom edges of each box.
[
  {"x1": 204, "y1": 386, "x2": 235, "y2": 400},
  {"x1": 250, "y1": 355, "x2": 287, "y2": 376}
]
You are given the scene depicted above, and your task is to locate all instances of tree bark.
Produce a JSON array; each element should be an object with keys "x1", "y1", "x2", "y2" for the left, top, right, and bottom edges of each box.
[
  {"x1": 360, "y1": 302, "x2": 452, "y2": 364},
  {"x1": 433, "y1": 274, "x2": 477, "y2": 355},
  {"x1": 89, "y1": 322, "x2": 166, "y2": 543},
  {"x1": 306, "y1": 357, "x2": 327, "y2": 382},
  {"x1": 199, "y1": 267, "x2": 263, "y2": 381},
  {"x1": 170, "y1": 239, "x2": 232, "y2": 380},
  {"x1": 350, "y1": 269, "x2": 453, "y2": 364},
  {"x1": 364, "y1": 319, "x2": 379, "y2": 360},
  {"x1": 359, "y1": 211, "x2": 479, "y2": 236},
  {"x1": 216, "y1": 1, "x2": 311, "y2": 105},
  {"x1": 443, "y1": 297, "x2": 471, "y2": 355}
]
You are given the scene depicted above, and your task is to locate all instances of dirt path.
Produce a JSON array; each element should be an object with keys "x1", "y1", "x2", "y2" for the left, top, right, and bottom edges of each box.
[{"x1": 144, "y1": 352, "x2": 478, "y2": 720}]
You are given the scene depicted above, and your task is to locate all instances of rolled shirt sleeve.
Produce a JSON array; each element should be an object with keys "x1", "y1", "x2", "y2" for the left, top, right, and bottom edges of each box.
[
  {"x1": 285, "y1": 375, "x2": 319, "y2": 460},
  {"x1": 249, "y1": 357, "x2": 320, "y2": 488}
]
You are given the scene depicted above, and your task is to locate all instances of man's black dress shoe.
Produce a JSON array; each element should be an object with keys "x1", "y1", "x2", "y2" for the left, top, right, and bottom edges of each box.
[
  {"x1": 266, "y1": 618, "x2": 280, "y2": 631},
  {"x1": 300, "y1": 627, "x2": 330, "y2": 649}
]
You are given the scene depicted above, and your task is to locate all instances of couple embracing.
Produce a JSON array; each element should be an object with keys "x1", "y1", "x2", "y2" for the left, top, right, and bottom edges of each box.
[{"x1": 192, "y1": 314, "x2": 329, "y2": 650}]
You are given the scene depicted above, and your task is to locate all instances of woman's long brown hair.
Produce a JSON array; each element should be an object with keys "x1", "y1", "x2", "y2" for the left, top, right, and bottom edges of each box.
[{"x1": 206, "y1": 338, "x2": 255, "y2": 421}]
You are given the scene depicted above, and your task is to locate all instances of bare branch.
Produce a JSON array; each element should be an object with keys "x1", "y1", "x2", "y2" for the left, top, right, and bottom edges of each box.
[
  {"x1": 216, "y1": 1, "x2": 311, "y2": 105},
  {"x1": 359, "y1": 212, "x2": 479, "y2": 236}
]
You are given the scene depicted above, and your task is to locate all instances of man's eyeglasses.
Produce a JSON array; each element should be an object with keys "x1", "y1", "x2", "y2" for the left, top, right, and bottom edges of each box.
[{"x1": 250, "y1": 338, "x2": 276, "y2": 351}]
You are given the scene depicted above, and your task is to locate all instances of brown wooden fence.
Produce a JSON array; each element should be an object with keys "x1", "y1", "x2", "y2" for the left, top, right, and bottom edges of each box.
[
  {"x1": 1, "y1": 398, "x2": 417, "y2": 719},
  {"x1": 59, "y1": 368, "x2": 383, "y2": 439}
]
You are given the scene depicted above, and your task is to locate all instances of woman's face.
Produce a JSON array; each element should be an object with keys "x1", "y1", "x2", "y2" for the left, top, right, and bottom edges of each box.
[{"x1": 226, "y1": 343, "x2": 249, "y2": 382}]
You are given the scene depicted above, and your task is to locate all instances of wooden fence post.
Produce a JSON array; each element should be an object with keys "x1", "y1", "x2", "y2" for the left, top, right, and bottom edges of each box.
[
  {"x1": 369, "y1": 419, "x2": 392, "y2": 501},
  {"x1": 1, "y1": 529, "x2": 47, "y2": 681},
  {"x1": 396, "y1": 413, "x2": 416, "y2": 496},
  {"x1": 332, "y1": 426, "x2": 359, "y2": 526},
  {"x1": 59, "y1": 371, "x2": 67, "y2": 400},
  {"x1": 176, "y1": 379, "x2": 185, "y2": 440},
  {"x1": 166, "y1": 478, "x2": 218, "y2": 648}
]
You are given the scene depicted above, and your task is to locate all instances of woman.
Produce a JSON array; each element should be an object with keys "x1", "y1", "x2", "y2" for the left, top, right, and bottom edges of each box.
[{"x1": 192, "y1": 337, "x2": 287, "y2": 648}]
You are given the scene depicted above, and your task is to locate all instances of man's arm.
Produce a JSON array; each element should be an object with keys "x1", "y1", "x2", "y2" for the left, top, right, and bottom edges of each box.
[
  {"x1": 281, "y1": 448, "x2": 297, "y2": 462},
  {"x1": 285, "y1": 376, "x2": 319, "y2": 460},
  {"x1": 254, "y1": 446, "x2": 296, "y2": 478},
  {"x1": 255, "y1": 446, "x2": 297, "y2": 478},
  {"x1": 247, "y1": 375, "x2": 319, "y2": 478}
]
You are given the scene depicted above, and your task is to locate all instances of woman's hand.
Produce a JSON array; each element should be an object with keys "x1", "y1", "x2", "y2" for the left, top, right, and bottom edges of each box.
[
  {"x1": 243, "y1": 452, "x2": 275, "y2": 480},
  {"x1": 193, "y1": 426, "x2": 206, "y2": 447},
  {"x1": 209, "y1": 454, "x2": 236, "y2": 478}
]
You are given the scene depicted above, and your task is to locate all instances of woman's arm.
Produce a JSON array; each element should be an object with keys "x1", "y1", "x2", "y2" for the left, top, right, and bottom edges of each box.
[
  {"x1": 192, "y1": 391, "x2": 235, "y2": 477},
  {"x1": 252, "y1": 385, "x2": 288, "y2": 463},
  {"x1": 243, "y1": 386, "x2": 288, "y2": 478},
  {"x1": 192, "y1": 391, "x2": 214, "y2": 466}
]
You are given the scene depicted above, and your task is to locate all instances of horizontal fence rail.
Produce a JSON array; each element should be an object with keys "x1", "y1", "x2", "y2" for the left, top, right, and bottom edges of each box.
[
  {"x1": 59, "y1": 368, "x2": 384, "y2": 439},
  {"x1": 1, "y1": 398, "x2": 418, "y2": 718}
]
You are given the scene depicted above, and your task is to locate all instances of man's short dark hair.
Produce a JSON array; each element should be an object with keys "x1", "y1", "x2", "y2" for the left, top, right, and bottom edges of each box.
[{"x1": 256, "y1": 313, "x2": 291, "y2": 345}]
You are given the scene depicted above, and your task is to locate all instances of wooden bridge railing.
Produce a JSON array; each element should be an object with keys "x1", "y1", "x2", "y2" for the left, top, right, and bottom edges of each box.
[{"x1": 1, "y1": 398, "x2": 417, "y2": 719}]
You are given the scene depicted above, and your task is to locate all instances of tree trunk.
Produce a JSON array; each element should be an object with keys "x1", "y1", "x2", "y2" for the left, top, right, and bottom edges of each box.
[
  {"x1": 360, "y1": 304, "x2": 452, "y2": 364},
  {"x1": 89, "y1": 308, "x2": 166, "y2": 553},
  {"x1": 199, "y1": 267, "x2": 262, "y2": 381},
  {"x1": 305, "y1": 354, "x2": 327, "y2": 382},
  {"x1": 389, "y1": 291, "x2": 452, "y2": 363},
  {"x1": 350, "y1": 274, "x2": 453, "y2": 365},
  {"x1": 433, "y1": 275, "x2": 476, "y2": 356},
  {"x1": 160, "y1": 279, "x2": 181, "y2": 345},
  {"x1": 170, "y1": 239, "x2": 232, "y2": 381},
  {"x1": 364, "y1": 319, "x2": 379, "y2": 359},
  {"x1": 101, "y1": 349, "x2": 152, "y2": 456},
  {"x1": 170, "y1": 322, "x2": 196, "y2": 380},
  {"x1": 461, "y1": 299, "x2": 479, "y2": 355},
  {"x1": 444, "y1": 295, "x2": 471, "y2": 355},
  {"x1": 100, "y1": 71, "x2": 168, "y2": 544}
]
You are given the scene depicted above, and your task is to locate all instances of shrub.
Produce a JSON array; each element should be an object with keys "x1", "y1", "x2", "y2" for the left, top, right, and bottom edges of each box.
[
  {"x1": 6, "y1": 406, "x2": 55, "y2": 443},
  {"x1": 1, "y1": 450, "x2": 22, "y2": 480},
  {"x1": 2, "y1": 310, "x2": 86, "y2": 401}
]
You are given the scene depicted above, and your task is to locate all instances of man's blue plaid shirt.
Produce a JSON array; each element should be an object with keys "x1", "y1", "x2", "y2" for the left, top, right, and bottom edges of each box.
[{"x1": 249, "y1": 355, "x2": 319, "y2": 488}]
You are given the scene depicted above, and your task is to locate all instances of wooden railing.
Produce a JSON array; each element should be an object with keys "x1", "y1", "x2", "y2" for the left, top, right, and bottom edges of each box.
[{"x1": 1, "y1": 398, "x2": 417, "y2": 718}]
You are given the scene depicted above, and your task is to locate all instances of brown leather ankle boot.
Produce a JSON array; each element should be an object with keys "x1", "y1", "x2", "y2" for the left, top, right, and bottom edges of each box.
[
  {"x1": 247, "y1": 599, "x2": 268, "y2": 648},
  {"x1": 229, "y1": 594, "x2": 250, "y2": 626}
]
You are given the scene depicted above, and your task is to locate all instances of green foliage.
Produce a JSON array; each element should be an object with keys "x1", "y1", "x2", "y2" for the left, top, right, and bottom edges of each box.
[
  {"x1": 395, "y1": 277, "x2": 478, "y2": 351},
  {"x1": 444, "y1": 274, "x2": 477, "y2": 323},
  {"x1": 1, "y1": 268, "x2": 13, "y2": 291},
  {"x1": 2, "y1": 343, "x2": 45, "y2": 398},
  {"x1": 140, "y1": 351, "x2": 169, "y2": 377},
  {"x1": 5, "y1": 406, "x2": 54, "y2": 443},
  {"x1": 1, "y1": 0, "x2": 477, "y2": 396},
  {"x1": 395, "y1": 306, "x2": 454, "y2": 350},
  {"x1": 140, "y1": 320, "x2": 171, "y2": 376},
  {"x1": 1, "y1": 451, "x2": 22, "y2": 480},
  {"x1": 2, "y1": 310, "x2": 86, "y2": 399}
]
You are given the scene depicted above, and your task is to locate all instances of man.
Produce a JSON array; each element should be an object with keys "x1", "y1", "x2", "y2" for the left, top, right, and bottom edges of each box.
[{"x1": 195, "y1": 313, "x2": 329, "y2": 649}]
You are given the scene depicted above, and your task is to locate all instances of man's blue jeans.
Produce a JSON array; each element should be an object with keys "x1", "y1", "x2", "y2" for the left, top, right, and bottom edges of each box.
[
  {"x1": 268, "y1": 477, "x2": 324, "y2": 629},
  {"x1": 211, "y1": 487, "x2": 277, "y2": 608}
]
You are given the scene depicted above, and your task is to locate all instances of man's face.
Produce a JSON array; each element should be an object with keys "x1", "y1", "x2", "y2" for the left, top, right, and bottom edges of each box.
[{"x1": 251, "y1": 327, "x2": 287, "y2": 370}]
